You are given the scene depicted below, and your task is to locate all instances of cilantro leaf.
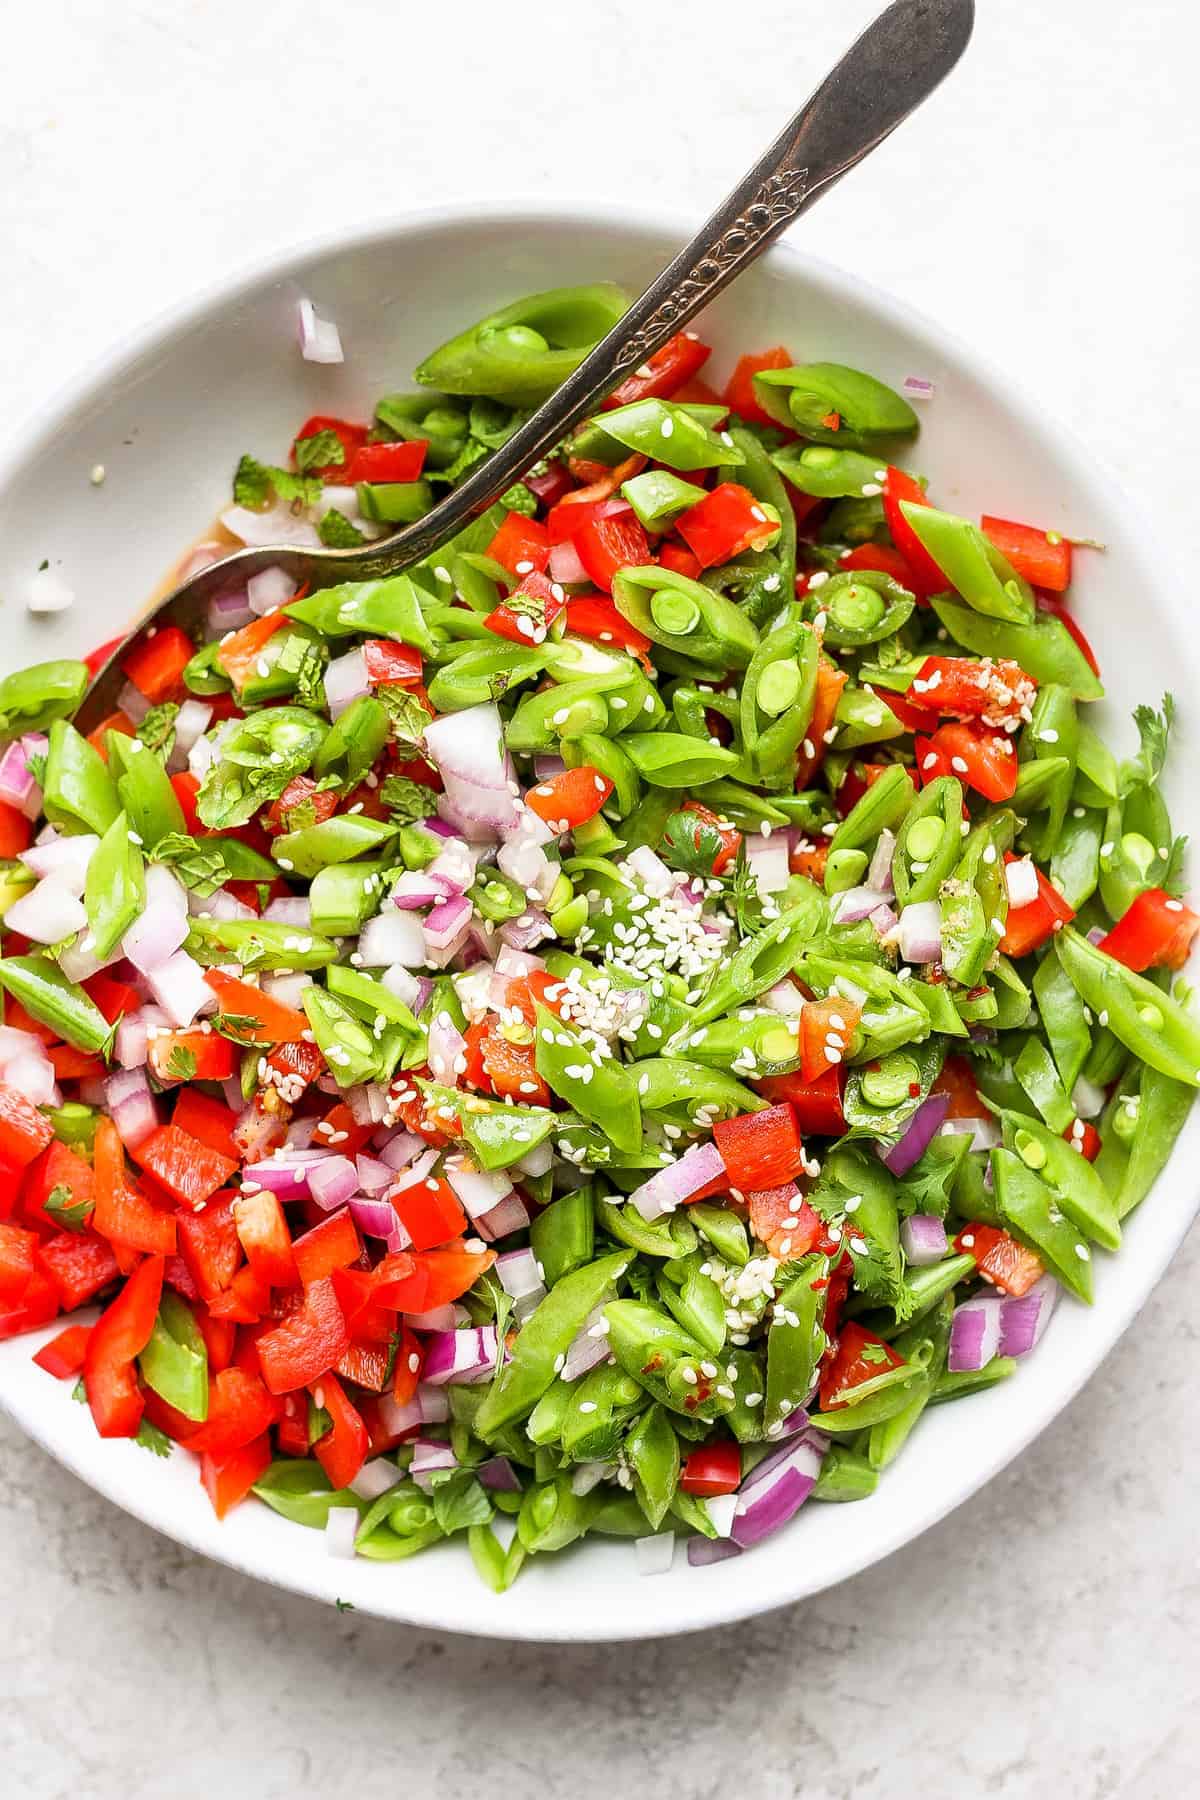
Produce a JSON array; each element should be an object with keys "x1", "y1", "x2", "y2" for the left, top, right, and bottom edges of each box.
[
  {"x1": 379, "y1": 774, "x2": 439, "y2": 825},
  {"x1": 44, "y1": 1182, "x2": 93, "y2": 1232},
  {"x1": 166, "y1": 1044, "x2": 197, "y2": 1081},
  {"x1": 318, "y1": 508, "x2": 366, "y2": 548},
  {"x1": 1163, "y1": 833, "x2": 1190, "y2": 897},
  {"x1": 1127, "y1": 693, "x2": 1175, "y2": 790},
  {"x1": 137, "y1": 700, "x2": 179, "y2": 757},
  {"x1": 498, "y1": 480, "x2": 537, "y2": 517},
  {"x1": 294, "y1": 429, "x2": 346, "y2": 474},
  {"x1": 214, "y1": 1011, "x2": 266, "y2": 1043},
  {"x1": 25, "y1": 750, "x2": 48, "y2": 786},
  {"x1": 135, "y1": 1419, "x2": 173, "y2": 1458},
  {"x1": 335, "y1": 1598, "x2": 355, "y2": 1614}
]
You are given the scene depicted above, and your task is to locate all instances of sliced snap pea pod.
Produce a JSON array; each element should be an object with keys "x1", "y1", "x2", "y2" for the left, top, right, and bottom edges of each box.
[
  {"x1": 197, "y1": 706, "x2": 326, "y2": 832},
  {"x1": 688, "y1": 1202, "x2": 750, "y2": 1268},
  {"x1": 740, "y1": 621, "x2": 820, "y2": 779},
  {"x1": 428, "y1": 643, "x2": 548, "y2": 715},
  {"x1": 990, "y1": 1147, "x2": 1094, "y2": 1302},
  {"x1": 530, "y1": 1188, "x2": 595, "y2": 1287},
  {"x1": 657, "y1": 1252, "x2": 727, "y2": 1355},
  {"x1": 599, "y1": 398, "x2": 743, "y2": 472},
  {"x1": 1013, "y1": 755, "x2": 1071, "y2": 816},
  {"x1": 0, "y1": 659, "x2": 89, "y2": 741},
  {"x1": 867, "y1": 1295, "x2": 953, "y2": 1470},
  {"x1": 1099, "y1": 787, "x2": 1173, "y2": 922},
  {"x1": 812, "y1": 571, "x2": 915, "y2": 649},
  {"x1": 303, "y1": 987, "x2": 390, "y2": 1087},
  {"x1": 252, "y1": 1459, "x2": 364, "y2": 1530},
  {"x1": 375, "y1": 391, "x2": 471, "y2": 469},
  {"x1": 534, "y1": 1002, "x2": 642, "y2": 1156},
  {"x1": 138, "y1": 1292, "x2": 209, "y2": 1421},
  {"x1": 892, "y1": 776, "x2": 964, "y2": 907},
  {"x1": 1114, "y1": 1065, "x2": 1195, "y2": 1220},
  {"x1": 752, "y1": 362, "x2": 918, "y2": 448},
  {"x1": 286, "y1": 574, "x2": 435, "y2": 654},
  {"x1": 765, "y1": 1254, "x2": 828, "y2": 1436},
  {"x1": 235, "y1": 622, "x2": 325, "y2": 706},
  {"x1": 680, "y1": 888, "x2": 827, "y2": 1036},
  {"x1": 624, "y1": 731, "x2": 739, "y2": 788},
  {"x1": 883, "y1": 1252, "x2": 977, "y2": 1334},
  {"x1": 1014, "y1": 1036, "x2": 1075, "y2": 1134},
  {"x1": 325, "y1": 964, "x2": 421, "y2": 1037},
  {"x1": 1032, "y1": 949, "x2": 1092, "y2": 1094},
  {"x1": 0, "y1": 956, "x2": 113, "y2": 1055},
  {"x1": 312, "y1": 695, "x2": 390, "y2": 788},
  {"x1": 997, "y1": 1105, "x2": 1121, "y2": 1250},
  {"x1": 831, "y1": 684, "x2": 906, "y2": 753},
  {"x1": 84, "y1": 810, "x2": 145, "y2": 960},
  {"x1": 108, "y1": 734, "x2": 187, "y2": 846},
  {"x1": 770, "y1": 443, "x2": 888, "y2": 499},
  {"x1": 356, "y1": 479, "x2": 433, "y2": 525},
  {"x1": 931, "y1": 596, "x2": 1103, "y2": 700},
  {"x1": 42, "y1": 719, "x2": 120, "y2": 836},
  {"x1": 182, "y1": 640, "x2": 232, "y2": 696},
  {"x1": 594, "y1": 1191, "x2": 683, "y2": 1259},
  {"x1": 681, "y1": 1011, "x2": 801, "y2": 1080},
  {"x1": 930, "y1": 1358, "x2": 1018, "y2": 1405},
  {"x1": 560, "y1": 1365, "x2": 645, "y2": 1463},
  {"x1": 356, "y1": 1484, "x2": 445, "y2": 1561},
  {"x1": 603, "y1": 1299, "x2": 735, "y2": 1423},
  {"x1": 309, "y1": 861, "x2": 394, "y2": 936},
  {"x1": 566, "y1": 731, "x2": 640, "y2": 818},
  {"x1": 475, "y1": 1251, "x2": 630, "y2": 1438},
  {"x1": 624, "y1": 1404, "x2": 680, "y2": 1531},
  {"x1": 1049, "y1": 806, "x2": 1104, "y2": 911},
  {"x1": 620, "y1": 469, "x2": 707, "y2": 530},
  {"x1": 811, "y1": 1444, "x2": 879, "y2": 1502},
  {"x1": 415, "y1": 283, "x2": 630, "y2": 405},
  {"x1": 827, "y1": 763, "x2": 914, "y2": 879},
  {"x1": 1054, "y1": 927, "x2": 1200, "y2": 1090},
  {"x1": 1073, "y1": 720, "x2": 1120, "y2": 807},
  {"x1": 612, "y1": 566, "x2": 759, "y2": 670},
  {"x1": 1018, "y1": 684, "x2": 1078, "y2": 863},
  {"x1": 272, "y1": 814, "x2": 398, "y2": 880},
  {"x1": 185, "y1": 917, "x2": 340, "y2": 970},
  {"x1": 900, "y1": 502, "x2": 1034, "y2": 623}
]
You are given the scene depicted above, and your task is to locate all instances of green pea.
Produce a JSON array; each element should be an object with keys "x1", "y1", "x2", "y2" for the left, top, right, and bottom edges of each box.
[
  {"x1": 860, "y1": 1053, "x2": 921, "y2": 1110},
  {"x1": 651, "y1": 589, "x2": 700, "y2": 635},
  {"x1": 906, "y1": 815, "x2": 945, "y2": 862},
  {"x1": 826, "y1": 846, "x2": 869, "y2": 893},
  {"x1": 756, "y1": 661, "x2": 803, "y2": 716},
  {"x1": 484, "y1": 323, "x2": 549, "y2": 356},
  {"x1": 752, "y1": 362, "x2": 918, "y2": 448}
]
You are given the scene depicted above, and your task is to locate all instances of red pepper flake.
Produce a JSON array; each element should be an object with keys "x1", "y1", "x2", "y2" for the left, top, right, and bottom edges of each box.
[
  {"x1": 908, "y1": 1082, "x2": 921, "y2": 1097},
  {"x1": 810, "y1": 1276, "x2": 831, "y2": 1291},
  {"x1": 821, "y1": 411, "x2": 841, "y2": 431}
]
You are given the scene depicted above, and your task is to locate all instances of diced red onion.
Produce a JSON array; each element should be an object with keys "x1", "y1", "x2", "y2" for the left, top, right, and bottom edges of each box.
[
  {"x1": 421, "y1": 1325, "x2": 500, "y2": 1387},
  {"x1": 424, "y1": 894, "x2": 472, "y2": 952},
  {"x1": 762, "y1": 979, "x2": 805, "y2": 1018},
  {"x1": 496, "y1": 1247, "x2": 544, "y2": 1303},
  {"x1": 879, "y1": 1092, "x2": 952, "y2": 1176},
  {"x1": 867, "y1": 829, "x2": 897, "y2": 894},
  {"x1": 263, "y1": 896, "x2": 312, "y2": 929},
  {"x1": 0, "y1": 1025, "x2": 46, "y2": 1070},
  {"x1": 284, "y1": 1116, "x2": 318, "y2": 1149},
  {"x1": 869, "y1": 902, "x2": 899, "y2": 935},
  {"x1": 939, "y1": 1114, "x2": 1002, "y2": 1153},
  {"x1": 629, "y1": 1140, "x2": 726, "y2": 1224},
  {"x1": 687, "y1": 1536, "x2": 744, "y2": 1567},
  {"x1": 405, "y1": 1304, "x2": 463, "y2": 1332},
  {"x1": 830, "y1": 884, "x2": 890, "y2": 926},
  {"x1": 900, "y1": 1212, "x2": 948, "y2": 1265},
  {"x1": 391, "y1": 870, "x2": 456, "y2": 911},
  {"x1": 358, "y1": 910, "x2": 426, "y2": 968},
  {"x1": 378, "y1": 1132, "x2": 426, "y2": 1174},
  {"x1": 447, "y1": 1165, "x2": 512, "y2": 1221},
  {"x1": 59, "y1": 931, "x2": 121, "y2": 985},
  {"x1": 533, "y1": 753, "x2": 568, "y2": 782},
  {"x1": 500, "y1": 909, "x2": 553, "y2": 951},
  {"x1": 730, "y1": 1432, "x2": 826, "y2": 1548},
  {"x1": 377, "y1": 1382, "x2": 448, "y2": 1439},
  {"x1": 425, "y1": 703, "x2": 509, "y2": 791},
  {"x1": 623, "y1": 844, "x2": 673, "y2": 897},
  {"x1": 547, "y1": 537, "x2": 590, "y2": 585},
  {"x1": 409, "y1": 1437, "x2": 459, "y2": 1492},
  {"x1": 206, "y1": 588, "x2": 255, "y2": 636},
  {"x1": 473, "y1": 1192, "x2": 532, "y2": 1243},
  {"x1": 167, "y1": 699, "x2": 214, "y2": 774},
  {"x1": 344, "y1": 1082, "x2": 388, "y2": 1127},
  {"x1": 570, "y1": 1460, "x2": 615, "y2": 1497},
  {"x1": 561, "y1": 1304, "x2": 612, "y2": 1381},
  {"x1": 635, "y1": 1533, "x2": 675, "y2": 1576},
  {"x1": 382, "y1": 964, "x2": 427, "y2": 1011},
  {"x1": 221, "y1": 502, "x2": 321, "y2": 549},
  {"x1": 104, "y1": 1067, "x2": 158, "y2": 1148},
  {"x1": 348, "y1": 1458, "x2": 401, "y2": 1502},
  {"x1": 745, "y1": 832, "x2": 789, "y2": 895},
  {"x1": 20, "y1": 832, "x2": 97, "y2": 895},
  {"x1": 426, "y1": 839, "x2": 479, "y2": 893},
  {"x1": 355, "y1": 1154, "x2": 394, "y2": 1197},
  {"x1": 515, "y1": 1138, "x2": 553, "y2": 1179},
  {"x1": 261, "y1": 972, "x2": 312, "y2": 1012},
  {"x1": 1086, "y1": 925, "x2": 1106, "y2": 947},
  {"x1": 948, "y1": 1293, "x2": 1004, "y2": 1372},
  {"x1": 1072, "y1": 1075, "x2": 1106, "y2": 1120},
  {"x1": 297, "y1": 296, "x2": 344, "y2": 364},
  {"x1": 478, "y1": 1456, "x2": 522, "y2": 1493},
  {"x1": 902, "y1": 374, "x2": 936, "y2": 401},
  {"x1": 308, "y1": 1160, "x2": 359, "y2": 1212},
  {"x1": 998, "y1": 1277, "x2": 1058, "y2": 1358},
  {"x1": 1004, "y1": 857, "x2": 1039, "y2": 908},
  {"x1": 4, "y1": 876, "x2": 87, "y2": 943},
  {"x1": 177, "y1": 542, "x2": 224, "y2": 581},
  {"x1": 145, "y1": 864, "x2": 189, "y2": 915},
  {"x1": 146, "y1": 949, "x2": 213, "y2": 1026},
  {"x1": 114, "y1": 1005, "x2": 169, "y2": 1070},
  {"x1": 497, "y1": 832, "x2": 556, "y2": 902},
  {"x1": 0, "y1": 738, "x2": 43, "y2": 819},
  {"x1": 5, "y1": 1051, "x2": 58, "y2": 1107},
  {"x1": 243, "y1": 1154, "x2": 321, "y2": 1196},
  {"x1": 193, "y1": 889, "x2": 256, "y2": 925},
  {"x1": 896, "y1": 900, "x2": 943, "y2": 964},
  {"x1": 123, "y1": 899, "x2": 189, "y2": 975},
  {"x1": 324, "y1": 648, "x2": 369, "y2": 720},
  {"x1": 348, "y1": 1194, "x2": 401, "y2": 1239},
  {"x1": 247, "y1": 566, "x2": 297, "y2": 617}
]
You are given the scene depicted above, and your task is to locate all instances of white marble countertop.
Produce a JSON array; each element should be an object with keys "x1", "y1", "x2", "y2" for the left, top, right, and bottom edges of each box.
[{"x1": 3, "y1": 1, "x2": 1198, "y2": 1793}]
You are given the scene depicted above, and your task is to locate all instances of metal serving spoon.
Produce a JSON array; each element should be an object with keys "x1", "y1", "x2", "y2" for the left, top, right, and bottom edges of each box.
[{"x1": 75, "y1": 0, "x2": 974, "y2": 734}]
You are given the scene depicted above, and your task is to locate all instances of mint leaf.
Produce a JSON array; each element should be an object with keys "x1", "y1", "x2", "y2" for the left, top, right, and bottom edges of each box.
[
  {"x1": 294, "y1": 430, "x2": 346, "y2": 475},
  {"x1": 378, "y1": 688, "x2": 431, "y2": 750},
  {"x1": 137, "y1": 700, "x2": 179, "y2": 757},
  {"x1": 379, "y1": 774, "x2": 438, "y2": 825},
  {"x1": 233, "y1": 453, "x2": 320, "y2": 511},
  {"x1": 318, "y1": 508, "x2": 366, "y2": 548},
  {"x1": 45, "y1": 1183, "x2": 93, "y2": 1232}
]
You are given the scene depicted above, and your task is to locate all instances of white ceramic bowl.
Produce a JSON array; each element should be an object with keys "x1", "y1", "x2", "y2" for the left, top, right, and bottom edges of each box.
[{"x1": 0, "y1": 206, "x2": 1194, "y2": 1642}]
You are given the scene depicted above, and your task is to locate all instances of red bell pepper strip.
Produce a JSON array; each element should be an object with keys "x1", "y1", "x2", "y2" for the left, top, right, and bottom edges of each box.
[
  {"x1": 344, "y1": 439, "x2": 428, "y2": 484},
  {"x1": 215, "y1": 612, "x2": 291, "y2": 692},
  {"x1": 389, "y1": 1322, "x2": 423, "y2": 1404},
  {"x1": 170, "y1": 771, "x2": 204, "y2": 834},
  {"x1": 931, "y1": 1056, "x2": 986, "y2": 1119},
  {"x1": 755, "y1": 1067, "x2": 846, "y2": 1138},
  {"x1": 998, "y1": 854, "x2": 1075, "y2": 958},
  {"x1": 33, "y1": 1322, "x2": 93, "y2": 1379},
  {"x1": 0, "y1": 801, "x2": 33, "y2": 859},
  {"x1": 185, "y1": 1367, "x2": 281, "y2": 1456},
  {"x1": 794, "y1": 660, "x2": 847, "y2": 786},
  {"x1": 202, "y1": 968, "x2": 310, "y2": 1045},
  {"x1": 818, "y1": 1321, "x2": 906, "y2": 1410},
  {"x1": 713, "y1": 1103, "x2": 804, "y2": 1191},
  {"x1": 21, "y1": 1139, "x2": 95, "y2": 1230},
  {"x1": 83, "y1": 1253, "x2": 164, "y2": 1438},
  {"x1": 277, "y1": 1392, "x2": 310, "y2": 1458},
  {"x1": 0, "y1": 1261, "x2": 59, "y2": 1338},
  {"x1": 1099, "y1": 888, "x2": 1200, "y2": 973},
  {"x1": 311, "y1": 1372, "x2": 369, "y2": 1488},
  {"x1": 840, "y1": 542, "x2": 922, "y2": 587},
  {"x1": 1064, "y1": 1119, "x2": 1102, "y2": 1162},
  {"x1": 360, "y1": 637, "x2": 423, "y2": 687},
  {"x1": 121, "y1": 626, "x2": 194, "y2": 703},
  {"x1": 573, "y1": 512, "x2": 651, "y2": 593},
  {"x1": 196, "y1": 1310, "x2": 236, "y2": 1373},
  {"x1": 311, "y1": 1101, "x2": 377, "y2": 1158},
  {"x1": 84, "y1": 632, "x2": 126, "y2": 678},
  {"x1": 200, "y1": 1432, "x2": 273, "y2": 1519},
  {"x1": 93, "y1": 1119, "x2": 177, "y2": 1256},
  {"x1": 390, "y1": 1177, "x2": 468, "y2": 1253},
  {"x1": 265, "y1": 775, "x2": 340, "y2": 835},
  {"x1": 233, "y1": 1189, "x2": 298, "y2": 1289},
  {"x1": 955, "y1": 1222, "x2": 1046, "y2": 1297},
  {"x1": 335, "y1": 1340, "x2": 391, "y2": 1390},
  {"x1": 360, "y1": 1251, "x2": 428, "y2": 1315},
  {"x1": 563, "y1": 595, "x2": 652, "y2": 657},
  {"x1": 800, "y1": 996, "x2": 862, "y2": 1083},
  {"x1": 981, "y1": 515, "x2": 1072, "y2": 593},
  {"x1": 525, "y1": 765, "x2": 613, "y2": 831},
  {"x1": 292, "y1": 413, "x2": 368, "y2": 477},
  {"x1": 292, "y1": 1210, "x2": 362, "y2": 1287},
  {"x1": 745, "y1": 1188, "x2": 822, "y2": 1261},
  {"x1": 926, "y1": 719, "x2": 1019, "y2": 803},
  {"x1": 256, "y1": 1276, "x2": 350, "y2": 1394},
  {"x1": 171, "y1": 1089, "x2": 240, "y2": 1163},
  {"x1": 680, "y1": 1439, "x2": 742, "y2": 1496},
  {"x1": 657, "y1": 541, "x2": 703, "y2": 580},
  {"x1": 0, "y1": 1082, "x2": 54, "y2": 1169},
  {"x1": 176, "y1": 1195, "x2": 241, "y2": 1303},
  {"x1": 676, "y1": 482, "x2": 780, "y2": 568},
  {"x1": 882, "y1": 467, "x2": 947, "y2": 599},
  {"x1": 36, "y1": 1232, "x2": 120, "y2": 1310},
  {"x1": 46, "y1": 1044, "x2": 105, "y2": 1081},
  {"x1": 722, "y1": 346, "x2": 794, "y2": 429},
  {"x1": 679, "y1": 800, "x2": 741, "y2": 876},
  {"x1": 206, "y1": 1260, "x2": 273, "y2": 1324},
  {"x1": 485, "y1": 510, "x2": 552, "y2": 577},
  {"x1": 913, "y1": 733, "x2": 952, "y2": 785},
  {"x1": 605, "y1": 332, "x2": 712, "y2": 408},
  {"x1": 0, "y1": 1223, "x2": 37, "y2": 1304},
  {"x1": 129, "y1": 1125, "x2": 239, "y2": 1211},
  {"x1": 480, "y1": 1025, "x2": 550, "y2": 1108},
  {"x1": 503, "y1": 969, "x2": 568, "y2": 1025},
  {"x1": 83, "y1": 972, "x2": 141, "y2": 1026}
]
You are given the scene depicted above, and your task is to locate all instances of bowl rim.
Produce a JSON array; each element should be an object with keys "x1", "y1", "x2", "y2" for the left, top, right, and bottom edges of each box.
[{"x1": 0, "y1": 199, "x2": 1191, "y2": 1641}]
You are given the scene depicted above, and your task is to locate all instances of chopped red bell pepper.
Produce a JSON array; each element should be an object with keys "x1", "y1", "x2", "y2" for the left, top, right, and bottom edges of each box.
[
  {"x1": 981, "y1": 515, "x2": 1072, "y2": 593},
  {"x1": 176, "y1": 1194, "x2": 241, "y2": 1302},
  {"x1": 0, "y1": 1223, "x2": 37, "y2": 1304},
  {"x1": 0, "y1": 801, "x2": 33, "y2": 859},
  {"x1": 755, "y1": 1067, "x2": 845, "y2": 1138},
  {"x1": 46, "y1": 1044, "x2": 105, "y2": 1081},
  {"x1": 955, "y1": 1222, "x2": 1045, "y2": 1297},
  {"x1": 311, "y1": 1371, "x2": 369, "y2": 1488},
  {"x1": 277, "y1": 1391, "x2": 310, "y2": 1458},
  {"x1": 265, "y1": 775, "x2": 340, "y2": 835},
  {"x1": 311, "y1": 1101, "x2": 377, "y2": 1158},
  {"x1": 147, "y1": 1028, "x2": 238, "y2": 1086},
  {"x1": 233, "y1": 1189, "x2": 298, "y2": 1289},
  {"x1": 926, "y1": 719, "x2": 1019, "y2": 803},
  {"x1": 818, "y1": 1321, "x2": 906, "y2": 1410},
  {"x1": 196, "y1": 1310, "x2": 236, "y2": 1373},
  {"x1": 480, "y1": 1024, "x2": 550, "y2": 1108},
  {"x1": 932, "y1": 1056, "x2": 985, "y2": 1119},
  {"x1": 185, "y1": 1366, "x2": 281, "y2": 1456},
  {"x1": 0, "y1": 1261, "x2": 59, "y2": 1338},
  {"x1": 680, "y1": 1439, "x2": 742, "y2": 1496},
  {"x1": 200, "y1": 1432, "x2": 273, "y2": 1518},
  {"x1": 389, "y1": 1322, "x2": 423, "y2": 1403},
  {"x1": 202, "y1": 968, "x2": 310, "y2": 1045},
  {"x1": 344, "y1": 439, "x2": 428, "y2": 484},
  {"x1": 485, "y1": 510, "x2": 552, "y2": 577},
  {"x1": 676, "y1": 800, "x2": 741, "y2": 877},
  {"x1": 722, "y1": 346, "x2": 794, "y2": 429},
  {"x1": 21, "y1": 1139, "x2": 95, "y2": 1231},
  {"x1": 910, "y1": 655, "x2": 1036, "y2": 726},
  {"x1": 215, "y1": 612, "x2": 291, "y2": 692},
  {"x1": 129, "y1": 1125, "x2": 238, "y2": 1211},
  {"x1": 206, "y1": 1260, "x2": 273, "y2": 1323},
  {"x1": 83, "y1": 971, "x2": 141, "y2": 1026},
  {"x1": 840, "y1": 542, "x2": 922, "y2": 587},
  {"x1": 676, "y1": 482, "x2": 780, "y2": 568},
  {"x1": 257, "y1": 1276, "x2": 350, "y2": 1394},
  {"x1": 390, "y1": 1177, "x2": 467, "y2": 1253},
  {"x1": 882, "y1": 466, "x2": 947, "y2": 600},
  {"x1": 562, "y1": 594, "x2": 652, "y2": 656},
  {"x1": 525, "y1": 764, "x2": 613, "y2": 831},
  {"x1": 171, "y1": 1089, "x2": 240, "y2": 1162},
  {"x1": 373, "y1": 1245, "x2": 494, "y2": 1312},
  {"x1": 292, "y1": 1210, "x2": 362, "y2": 1286},
  {"x1": 573, "y1": 512, "x2": 651, "y2": 593},
  {"x1": 292, "y1": 413, "x2": 368, "y2": 477},
  {"x1": 800, "y1": 996, "x2": 861, "y2": 1083},
  {"x1": 36, "y1": 1232, "x2": 120, "y2": 1310},
  {"x1": 0, "y1": 1082, "x2": 54, "y2": 1169},
  {"x1": 1064, "y1": 1119, "x2": 1102, "y2": 1161},
  {"x1": 913, "y1": 732, "x2": 951, "y2": 785},
  {"x1": 787, "y1": 839, "x2": 830, "y2": 884},
  {"x1": 365, "y1": 1250, "x2": 429, "y2": 1314},
  {"x1": 93, "y1": 1119, "x2": 178, "y2": 1256},
  {"x1": 335, "y1": 1340, "x2": 391, "y2": 1391},
  {"x1": 794, "y1": 660, "x2": 847, "y2": 785},
  {"x1": 504, "y1": 969, "x2": 568, "y2": 1024},
  {"x1": 170, "y1": 770, "x2": 203, "y2": 834},
  {"x1": 746, "y1": 1187, "x2": 821, "y2": 1260},
  {"x1": 83, "y1": 1253, "x2": 164, "y2": 1437},
  {"x1": 485, "y1": 570, "x2": 566, "y2": 646},
  {"x1": 121, "y1": 626, "x2": 194, "y2": 703},
  {"x1": 1099, "y1": 888, "x2": 1200, "y2": 973},
  {"x1": 84, "y1": 632, "x2": 126, "y2": 678},
  {"x1": 657, "y1": 541, "x2": 703, "y2": 580},
  {"x1": 713, "y1": 1103, "x2": 804, "y2": 1191},
  {"x1": 605, "y1": 332, "x2": 712, "y2": 408},
  {"x1": 32, "y1": 1322, "x2": 92, "y2": 1379},
  {"x1": 998, "y1": 854, "x2": 1075, "y2": 958}
]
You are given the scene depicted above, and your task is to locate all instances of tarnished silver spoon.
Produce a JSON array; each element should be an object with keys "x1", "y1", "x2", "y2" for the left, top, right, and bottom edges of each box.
[{"x1": 74, "y1": 0, "x2": 974, "y2": 734}]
